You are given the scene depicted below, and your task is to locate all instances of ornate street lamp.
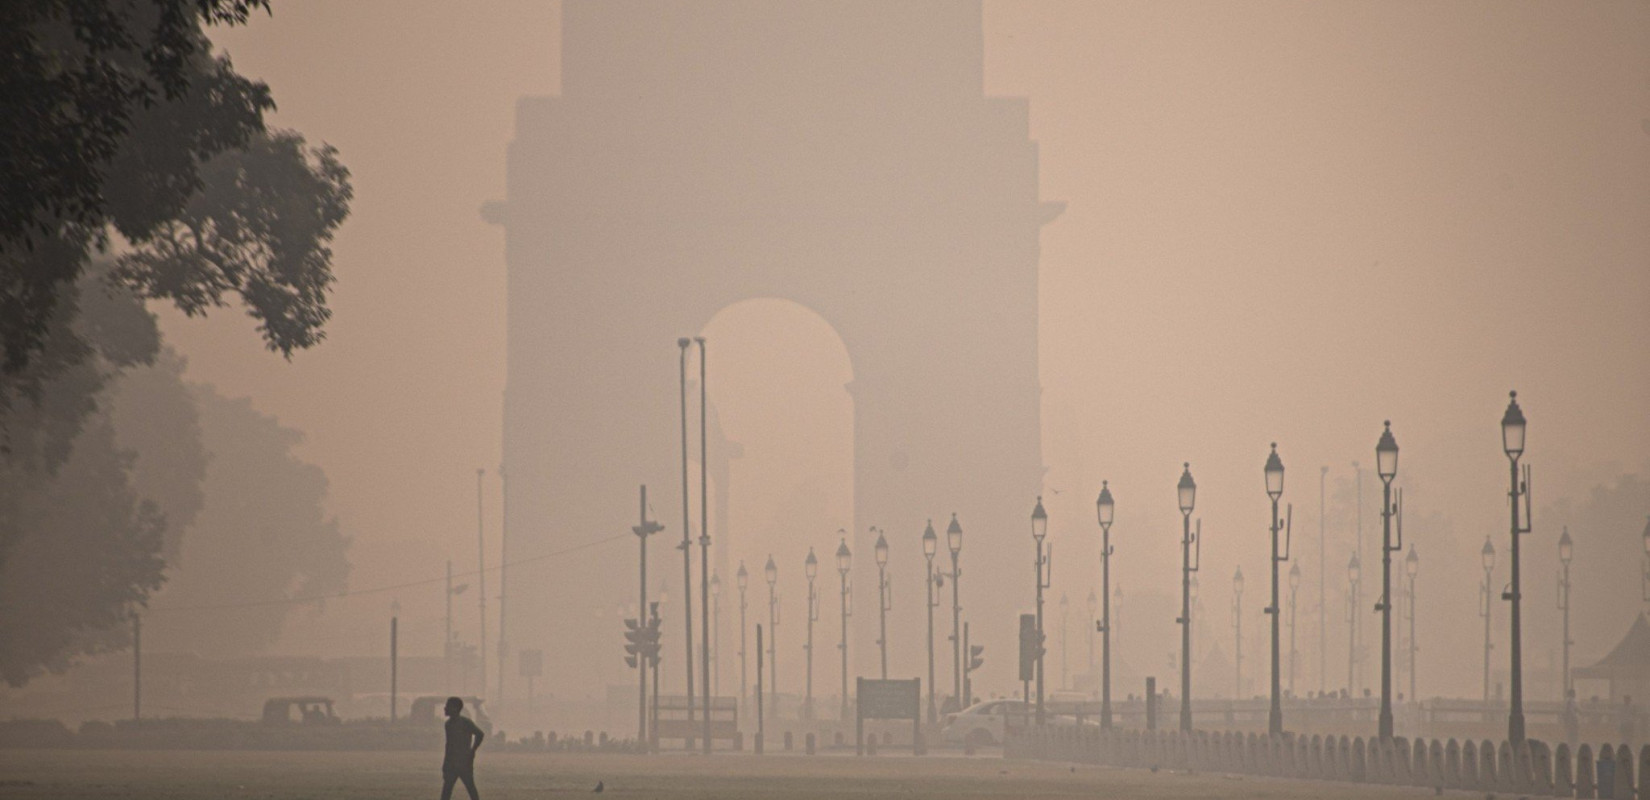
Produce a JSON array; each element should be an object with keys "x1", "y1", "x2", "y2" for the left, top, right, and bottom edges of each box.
[
  {"x1": 922, "y1": 520, "x2": 940, "y2": 724},
  {"x1": 804, "y1": 547, "x2": 819, "y2": 720},
  {"x1": 1031, "y1": 496, "x2": 1050, "y2": 725},
  {"x1": 737, "y1": 562, "x2": 749, "y2": 721},
  {"x1": 711, "y1": 572, "x2": 722, "y2": 698},
  {"x1": 1346, "y1": 551, "x2": 1361, "y2": 696},
  {"x1": 1404, "y1": 545, "x2": 1419, "y2": 704},
  {"x1": 1375, "y1": 421, "x2": 1401, "y2": 740},
  {"x1": 1288, "y1": 561, "x2": 1301, "y2": 697},
  {"x1": 1479, "y1": 537, "x2": 1495, "y2": 702},
  {"x1": 836, "y1": 537, "x2": 852, "y2": 719},
  {"x1": 1233, "y1": 566, "x2": 1245, "y2": 699},
  {"x1": 875, "y1": 528, "x2": 891, "y2": 679},
  {"x1": 1500, "y1": 392, "x2": 1531, "y2": 743},
  {"x1": 1263, "y1": 443, "x2": 1292, "y2": 735},
  {"x1": 1558, "y1": 528, "x2": 1572, "y2": 699},
  {"x1": 1176, "y1": 463, "x2": 1200, "y2": 732},
  {"x1": 764, "y1": 555, "x2": 778, "y2": 725},
  {"x1": 1096, "y1": 480, "x2": 1116, "y2": 728},
  {"x1": 947, "y1": 514, "x2": 963, "y2": 710}
]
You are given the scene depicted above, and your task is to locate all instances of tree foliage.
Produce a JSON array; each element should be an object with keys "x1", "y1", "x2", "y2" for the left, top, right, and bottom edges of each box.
[{"x1": 1, "y1": 0, "x2": 344, "y2": 383}]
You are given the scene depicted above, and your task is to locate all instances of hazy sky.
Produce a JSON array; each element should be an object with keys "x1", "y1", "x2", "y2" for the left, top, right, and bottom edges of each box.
[{"x1": 162, "y1": 1, "x2": 1650, "y2": 701}]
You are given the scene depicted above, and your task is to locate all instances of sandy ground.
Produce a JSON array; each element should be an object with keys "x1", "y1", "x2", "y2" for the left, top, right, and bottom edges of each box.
[{"x1": 0, "y1": 749, "x2": 1448, "y2": 799}]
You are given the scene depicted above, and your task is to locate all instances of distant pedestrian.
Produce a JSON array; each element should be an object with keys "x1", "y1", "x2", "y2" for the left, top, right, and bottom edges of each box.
[{"x1": 441, "y1": 696, "x2": 485, "y2": 800}]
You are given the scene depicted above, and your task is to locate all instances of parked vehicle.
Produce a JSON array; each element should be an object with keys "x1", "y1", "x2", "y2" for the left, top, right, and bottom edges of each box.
[{"x1": 940, "y1": 698, "x2": 1100, "y2": 747}]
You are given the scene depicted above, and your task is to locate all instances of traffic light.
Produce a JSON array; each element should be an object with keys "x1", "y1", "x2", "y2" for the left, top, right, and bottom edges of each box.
[
  {"x1": 1018, "y1": 613, "x2": 1043, "y2": 682},
  {"x1": 969, "y1": 644, "x2": 985, "y2": 673},
  {"x1": 624, "y1": 617, "x2": 646, "y2": 669}
]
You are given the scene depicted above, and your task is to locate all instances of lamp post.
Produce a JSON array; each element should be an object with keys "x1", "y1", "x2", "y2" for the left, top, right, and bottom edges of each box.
[
  {"x1": 923, "y1": 520, "x2": 939, "y2": 724},
  {"x1": 1319, "y1": 465, "x2": 1328, "y2": 696},
  {"x1": 1479, "y1": 538, "x2": 1495, "y2": 703},
  {"x1": 1557, "y1": 529, "x2": 1572, "y2": 700},
  {"x1": 1096, "y1": 481, "x2": 1115, "y2": 728},
  {"x1": 1086, "y1": 590, "x2": 1098, "y2": 684},
  {"x1": 1500, "y1": 391, "x2": 1530, "y2": 744},
  {"x1": 1233, "y1": 566, "x2": 1245, "y2": 699},
  {"x1": 696, "y1": 337, "x2": 711, "y2": 755},
  {"x1": 1346, "y1": 551, "x2": 1361, "y2": 696},
  {"x1": 1288, "y1": 561, "x2": 1301, "y2": 698},
  {"x1": 837, "y1": 537, "x2": 852, "y2": 720},
  {"x1": 737, "y1": 562, "x2": 749, "y2": 722},
  {"x1": 804, "y1": 547, "x2": 818, "y2": 720},
  {"x1": 947, "y1": 514, "x2": 963, "y2": 710},
  {"x1": 875, "y1": 529, "x2": 890, "y2": 679},
  {"x1": 1177, "y1": 463, "x2": 1199, "y2": 732},
  {"x1": 1031, "y1": 496, "x2": 1049, "y2": 726},
  {"x1": 1404, "y1": 545, "x2": 1418, "y2": 704},
  {"x1": 1059, "y1": 592, "x2": 1070, "y2": 690},
  {"x1": 676, "y1": 339, "x2": 696, "y2": 736},
  {"x1": 711, "y1": 572, "x2": 722, "y2": 699},
  {"x1": 765, "y1": 556, "x2": 778, "y2": 725},
  {"x1": 1376, "y1": 420, "x2": 1400, "y2": 741},
  {"x1": 1264, "y1": 442, "x2": 1290, "y2": 735}
]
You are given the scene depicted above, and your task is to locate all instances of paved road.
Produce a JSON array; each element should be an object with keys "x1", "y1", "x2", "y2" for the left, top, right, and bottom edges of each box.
[{"x1": 0, "y1": 748, "x2": 1440, "y2": 799}]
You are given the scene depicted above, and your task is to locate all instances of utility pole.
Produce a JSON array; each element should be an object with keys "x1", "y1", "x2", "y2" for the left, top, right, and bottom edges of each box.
[
  {"x1": 476, "y1": 467, "x2": 488, "y2": 699},
  {"x1": 696, "y1": 336, "x2": 711, "y2": 755},
  {"x1": 1319, "y1": 466, "x2": 1327, "y2": 696},
  {"x1": 677, "y1": 338, "x2": 696, "y2": 741},
  {"x1": 391, "y1": 602, "x2": 400, "y2": 722},
  {"x1": 627, "y1": 486, "x2": 663, "y2": 746},
  {"x1": 737, "y1": 563, "x2": 748, "y2": 725},
  {"x1": 497, "y1": 467, "x2": 509, "y2": 706}
]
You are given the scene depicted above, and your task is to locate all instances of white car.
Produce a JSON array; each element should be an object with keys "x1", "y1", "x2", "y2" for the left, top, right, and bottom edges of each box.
[
  {"x1": 940, "y1": 700, "x2": 1032, "y2": 747},
  {"x1": 940, "y1": 699, "x2": 1101, "y2": 747}
]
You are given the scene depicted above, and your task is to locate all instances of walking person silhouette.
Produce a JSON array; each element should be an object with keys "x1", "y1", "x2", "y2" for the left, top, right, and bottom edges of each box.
[{"x1": 440, "y1": 696, "x2": 485, "y2": 800}]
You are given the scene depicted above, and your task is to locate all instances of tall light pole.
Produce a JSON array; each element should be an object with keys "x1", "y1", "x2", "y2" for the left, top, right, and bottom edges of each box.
[
  {"x1": 737, "y1": 562, "x2": 749, "y2": 723},
  {"x1": 1557, "y1": 529, "x2": 1571, "y2": 701},
  {"x1": 947, "y1": 514, "x2": 963, "y2": 710},
  {"x1": 631, "y1": 486, "x2": 663, "y2": 743},
  {"x1": 875, "y1": 529, "x2": 890, "y2": 679},
  {"x1": 922, "y1": 520, "x2": 939, "y2": 724},
  {"x1": 1177, "y1": 463, "x2": 1199, "y2": 732},
  {"x1": 1288, "y1": 561, "x2": 1301, "y2": 698},
  {"x1": 1059, "y1": 592, "x2": 1070, "y2": 690},
  {"x1": 836, "y1": 537, "x2": 853, "y2": 720},
  {"x1": 1404, "y1": 545, "x2": 1418, "y2": 704},
  {"x1": 677, "y1": 338, "x2": 696, "y2": 736},
  {"x1": 1319, "y1": 465, "x2": 1327, "y2": 695},
  {"x1": 1352, "y1": 460, "x2": 1363, "y2": 694},
  {"x1": 804, "y1": 548, "x2": 818, "y2": 720},
  {"x1": 1086, "y1": 590, "x2": 1098, "y2": 686},
  {"x1": 1264, "y1": 443, "x2": 1291, "y2": 735},
  {"x1": 696, "y1": 336, "x2": 711, "y2": 755},
  {"x1": 475, "y1": 467, "x2": 488, "y2": 700},
  {"x1": 1479, "y1": 538, "x2": 1495, "y2": 702},
  {"x1": 1031, "y1": 496, "x2": 1049, "y2": 726},
  {"x1": 1376, "y1": 421, "x2": 1400, "y2": 741},
  {"x1": 711, "y1": 572, "x2": 722, "y2": 699},
  {"x1": 1346, "y1": 551, "x2": 1360, "y2": 696},
  {"x1": 1096, "y1": 481, "x2": 1115, "y2": 729},
  {"x1": 765, "y1": 556, "x2": 778, "y2": 725},
  {"x1": 1233, "y1": 566, "x2": 1245, "y2": 699},
  {"x1": 1500, "y1": 391, "x2": 1530, "y2": 744}
]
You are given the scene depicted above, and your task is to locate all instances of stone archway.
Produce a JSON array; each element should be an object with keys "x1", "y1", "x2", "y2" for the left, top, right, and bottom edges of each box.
[{"x1": 492, "y1": 0, "x2": 1059, "y2": 700}]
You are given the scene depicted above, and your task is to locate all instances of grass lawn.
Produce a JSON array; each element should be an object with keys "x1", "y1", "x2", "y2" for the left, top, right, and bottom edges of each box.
[{"x1": 0, "y1": 748, "x2": 1447, "y2": 799}]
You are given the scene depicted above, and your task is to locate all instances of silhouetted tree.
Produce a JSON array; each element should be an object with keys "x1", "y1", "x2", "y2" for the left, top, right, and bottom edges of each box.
[{"x1": 1, "y1": 0, "x2": 347, "y2": 386}]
